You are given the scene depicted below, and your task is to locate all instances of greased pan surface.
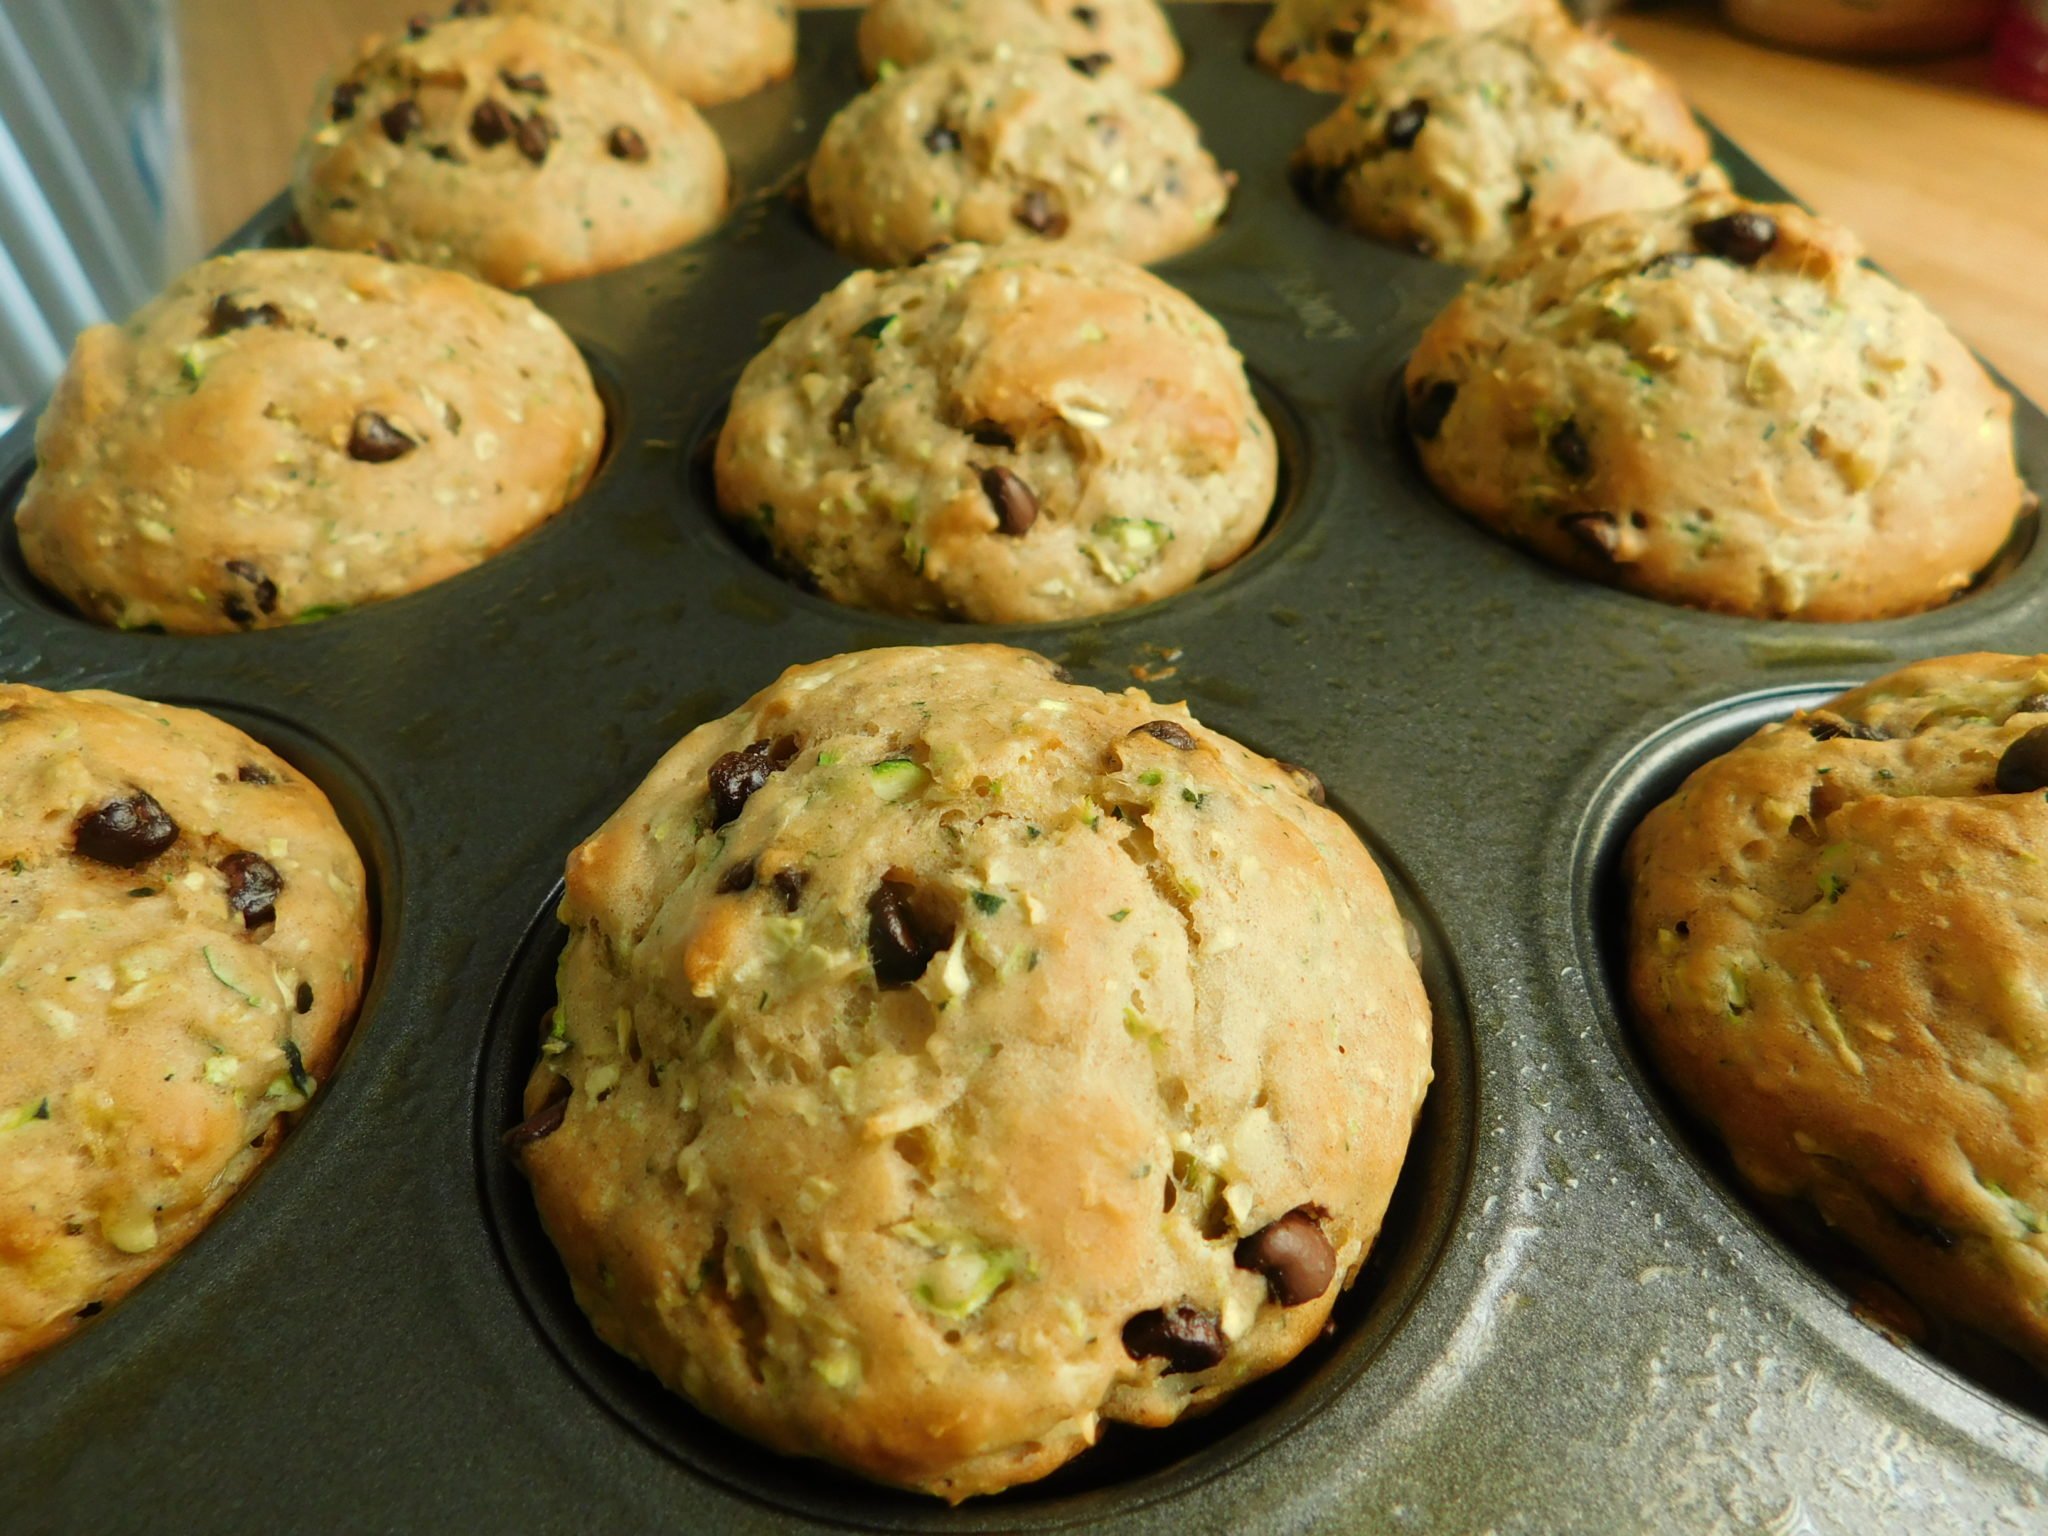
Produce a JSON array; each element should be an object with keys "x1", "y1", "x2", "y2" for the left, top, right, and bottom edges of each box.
[{"x1": 3, "y1": 10, "x2": 2046, "y2": 1532}]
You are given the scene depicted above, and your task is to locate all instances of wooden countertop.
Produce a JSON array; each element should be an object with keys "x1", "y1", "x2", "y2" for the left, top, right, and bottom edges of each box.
[{"x1": 175, "y1": 0, "x2": 2048, "y2": 398}]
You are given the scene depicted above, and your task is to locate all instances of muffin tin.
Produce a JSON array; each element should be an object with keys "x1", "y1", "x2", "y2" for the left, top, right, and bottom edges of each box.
[{"x1": 3, "y1": 9, "x2": 2045, "y2": 1530}]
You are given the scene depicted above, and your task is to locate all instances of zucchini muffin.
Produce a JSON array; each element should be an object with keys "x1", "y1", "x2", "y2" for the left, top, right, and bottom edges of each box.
[
  {"x1": 15, "y1": 247, "x2": 603, "y2": 634},
  {"x1": 1626, "y1": 654, "x2": 2048, "y2": 1374},
  {"x1": 807, "y1": 48, "x2": 1231, "y2": 269},
  {"x1": 0, "y1": 686, "x2": 371, "y2": 1373},
  {"x1": 715, "y1": 243, "x2": 1276, "y2": 623},
  {"x1": 489, "y1": 0, "x2": 796, "y2": 105},
  {"x1": 1255, "y1": 0, "x2": 1563, "y2": 94},
  {"x1": 1293, "y1": 16, "x2": 1726, "y2": 266},
  {"x1": 292, "y1": 11, "x2": 728, "y2": 287},
  {"x1": 858, "y1": 0, "x2": 1182, "y2": 89},
  {"x1": 511, "y1": 644, "x2": 1434, "y2": 1499},
  {"x1": 1404, "y1": 193, "x2": 2026, "y2": 621}
]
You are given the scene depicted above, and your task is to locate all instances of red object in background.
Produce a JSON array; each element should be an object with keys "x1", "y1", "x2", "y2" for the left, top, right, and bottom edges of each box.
[{"x1": 1996, "y1": 0, "x2": 2048, "y2": 104}]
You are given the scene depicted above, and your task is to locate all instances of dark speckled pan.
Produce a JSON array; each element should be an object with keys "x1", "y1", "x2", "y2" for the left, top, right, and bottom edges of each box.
[{"x1": 2, "y1": 10, "x2": 2043, "y2": 1531}]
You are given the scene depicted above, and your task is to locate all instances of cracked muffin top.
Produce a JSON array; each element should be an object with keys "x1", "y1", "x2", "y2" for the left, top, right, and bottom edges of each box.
[
  {"x1": 292, "y1": 11, "x2": 728, "y2": 288},
  {"x1": 1627, "y1": 654, "x2": 2048, "y2": 1376},
  {"x1": 1255, "y1": 0, "x2": 1563, "y2": 93},
  {"x1": 14, "y1": 247, "x2": 603, "y2": 634},
  {"x1": 714, "y1": 242, "x2": 1276, "y2": 623},
  {"x1": 858, "y1": 0, "x2": 1183, "y2": 89},
  {"x1": 511, "y1": 644, "x2": 1433, "y2": 1499},
  {"x1": 0, "y1": 685, "x2": 371, "y2": 1373},
  {"x1": 806, "y1": 47, "x2": 1231, "y2": 270},
  {"x1": 1404, "y1": 193, "x2": 2027, "y2": 621},
  {"x1": 1293, "y1": 15, "x2": 1726, "y2": 266},
  {"x1": 489, "y1": 0, "x2": 796, "y2": 106}
]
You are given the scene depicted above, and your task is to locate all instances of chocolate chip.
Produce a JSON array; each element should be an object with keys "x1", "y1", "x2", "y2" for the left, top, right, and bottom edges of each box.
[
  {"x1": 979, "y1": 466, "x2": 1038, "y2": 536},
  {"x1": 380, "y1": 99, "x2": 423, "y2": 144},
  {"x1": 237, "y1": 764, "x2": 278, "y2": 786},
  {"x1": 1276, "y1": 759, "x2": 1327, "y2": 805},
  {"x1": 222, "y1": 559, "x2": 279, "y2": 627},
  {"x1": 2018, "y1": 693, "x2": 2048, "y2": 715},
  {"x1": 500, "y1": 67, "x2": 548, "y2": 96},
  {"x1": 708, "y1": 736, "x2": 799, "y2": 828},
  {"x1": 295, "y1": 981, "x2": 315, "y2": 1014},
  {"x1": 348, "y1": 411, "x2": 417, "y2": 463},
  {"x1": 1324, "y1": 26, "x2": 1361, "y2": 56},
  {"x1": 1409, "y1": 380, "x2": 1457, "y2": 441},
  {"x1": 1234, "y1": 1207, "x2": 1336, "y2": 1306},
  {"x1": 331, "y1": 82, "x2": 363, "y2": 122},
  {"x1": 833, "y1": 388, "x2": 865, "y2": 437},
  {"x1": 1996, "y1": 724, "x2": 2048, "y2": 794},
  {"x1": 406, "y1": 13, "x2": 432, "y2": 38},
  {"x1": 515, "y1": 111, "x2": 555, "y2": 164},
  {"x1": 607, "y1": 124, "x2": 649, "y2": 162},
  {"x1": 1887, "y1": 1205, "x2": 1956, "y2": 1251},
  {"x1": 1693, "y1": 210, "x2": 1778, "y2": 266},
  {"x1": 1014, "y1": 188, "x2": 1069, "y2": 237},
  {"x1": 967, "y1": 420, "x2": 1015, "y2": 450},
  {"x1": 1806, "y1": 712, "x2": 1885, "y2": 743},
  {"x1": 471, "y1": 98, "x2": 516, "y2": 147},
  {"x1": 1072, "y1": 3, "x2": 1099, "y2": 24},
  {"x1": 205, "y1": 295, "x2": 285, "y2": 336},
  {"x1": 1509, "y1": 181, "x2": 1534, "y2": 216},
  {"x1": 1068, "y1": 52, "x2": 1112, "y2": 76},
  {"x1": 1563, "y1": 512, "x2": 1622, "y2": 561},
  {"x1": 75, "y1": 792, "x2": 179, "y2": 867},
  {"x1": 922, "y1": 123, "x2": 960, "y2": 154},
  {"x1": 1384, "y1": 100, "x2": 1429, "y2": 150},
  {"x1": 502, "y1": 1074, "x2": 572, "y2": 1153},
  {"x1": 1122, "y1": 1303, "x2": 1227, "y2": 1373},
  {"x1": 1131, "y1": 720, "x2": 1196, "y2": 750},
  {"x1": 219, "y1": 851, "x2": 284, "y2": 929},
  {"x1": 867, "y1": 880, "x2": 951, "y2": 989},
  {"x1": 1548, "y1": 419, "x2": 1592, "y2": 480},
  {"x1": 716, "y1": 858, "x2": 757, "y2": 894},
  {"x1": 77, "y1": 1301, "x2": 102, "y2": 1319},
  {"x1": 772, "y1": 868, "x2": 807, "y2": 912}
]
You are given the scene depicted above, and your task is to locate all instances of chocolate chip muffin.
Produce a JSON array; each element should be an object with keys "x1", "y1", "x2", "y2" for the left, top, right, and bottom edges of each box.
[
  {"x1": 15, "y1": 248, "x2": 603, "y2": 634},
  {"x1": 1256, "y1": 0, "x2": 1563, "y2": 94},
  {"x1": 511, "y1": 643, "x2": 1433, "y2": 1500},
  {"x1": 808, "y1": 49, "x2": 1229, "y2": 270},
  {"x1": 1293, "y1": 16, "x2": 1726, "y2": 266},
  {"x1": 1627, "y1": 654, "x2": 2048, "y2": 1375},
  {"x1": 715, "y1": 243, "x2": 1275, "y2": 622},
  {"x1": 858, "y1": 0, "x2": 1182, "y2": 89},
  {"x1": 0, "y1": 686, "x2": 371, "y2": 1374},
  {"x1": 1404, "y1": 194, "x2": 2027, "y2": 621},
  {"x1": 490, "y1": 0, "x2": 796, "y2": 105},
  {"x1": 292, "y1": 12, "x2": 728, "y2": 287}
]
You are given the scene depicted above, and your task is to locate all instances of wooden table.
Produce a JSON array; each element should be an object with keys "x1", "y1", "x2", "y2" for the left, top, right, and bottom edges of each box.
[{"x1": 175, "y1": 0, "x2": 2048, "y2": 398}]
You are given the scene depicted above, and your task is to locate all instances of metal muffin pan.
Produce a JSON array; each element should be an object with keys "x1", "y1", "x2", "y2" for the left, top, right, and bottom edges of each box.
[{"x1": 4, "y1": 9, "x2": 2046, "y2": 1531}]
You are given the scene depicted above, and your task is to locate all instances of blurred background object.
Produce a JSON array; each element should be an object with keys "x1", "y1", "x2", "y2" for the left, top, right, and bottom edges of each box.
[
  {"x1": 1997, "y1": 0, "x2": 2048, "y2": 103},
  {"x1": 1722, "y1": 0, "x2": 2000, "y2": 56},
  {"x1": 0, "y1": 0, "x2": 192, "y2": 431}
]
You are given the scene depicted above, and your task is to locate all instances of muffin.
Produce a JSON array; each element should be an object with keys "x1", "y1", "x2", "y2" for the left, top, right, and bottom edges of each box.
[
  {"x1": 292, "y1": 11, "x2": 728, "y2": 287},
  {"x1": 858, "y1": 0, "x2": 1182, "y2": 89},
  {"x1": 1404, "y1": 193, "x2": 2027, "y2": 621},
  {"x1": 0, "y1": 686, "x2": 372, "y2": 1373},
  {"x1": 1293, "y1": 16, "x2": 1726, "y2": 266},
  {"x1": 807, "y1": 48, "x2": 1231, "y2": 269},
  {"x1": 511, "y1": 643, "x2": 1434, "y2": 1499},
  {"x1": 489, "y1": 0, "x2": 796, "y2": 105},
  {"x1": 15, "y1": 247, "x2": 604, "y2": 634},
  {"x1": 1255, "y1": 0, "x2": 1564, "y2": 94},
  {"x1": 1626, "y1": 654, "x2": 2048, "y2": 1374},
  {"x1": 714, "y1": 243, "x2": 1276, "y2": 623}
]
